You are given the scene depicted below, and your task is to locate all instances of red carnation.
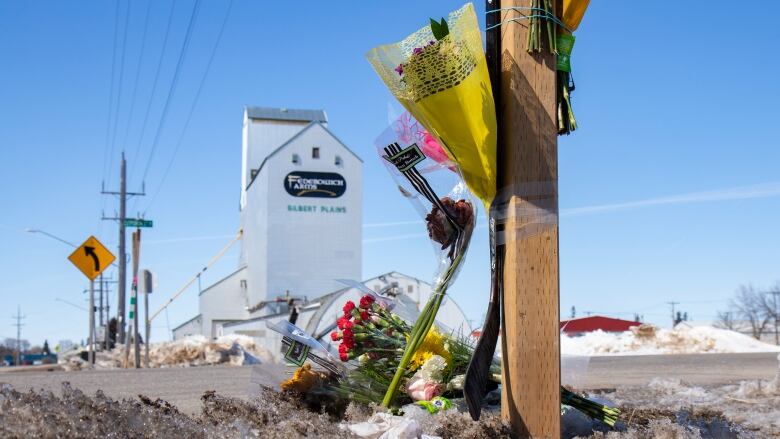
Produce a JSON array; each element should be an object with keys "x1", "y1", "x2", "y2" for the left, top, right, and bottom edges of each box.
[
  {"x1": 360, "y1": 311, "x2": 370, "y2": 322},
  {"x1": 339, "y1": 351, "x2": 349, "y2": 362},
  {"x1": 337, "y1": 317, "x2": 353, "y2": 330},
  {"x1": 343, "y1": 300, "x2": 356, "y2": 315},
  {"x1": 359, "y1": 294, "x2": 375, "y2": 309},
  {"x1": 330, "y1": 331, "x2": 341, "y2": 341}
]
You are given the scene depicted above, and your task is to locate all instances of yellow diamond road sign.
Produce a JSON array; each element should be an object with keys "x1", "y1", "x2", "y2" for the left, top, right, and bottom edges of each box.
[{"x1": 68, "y1": 236, "x2": 116, "y2": 280}]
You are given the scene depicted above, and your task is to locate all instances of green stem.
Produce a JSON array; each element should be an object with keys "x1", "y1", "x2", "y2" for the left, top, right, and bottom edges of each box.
[
  {"x1": 381, "y1": 293, "x2": 444, "y2": 407},
  {"x1": 381, "y1": 244, "x2": 467, "y2": 407}
]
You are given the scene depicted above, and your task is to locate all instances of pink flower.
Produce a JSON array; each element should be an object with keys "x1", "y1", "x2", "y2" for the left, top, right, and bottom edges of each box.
[
  {"x1": 413, "y1": 47, "x2": 423, "y2": 55},
  {"x1": 392, "y1": 113, "x2": 414, "y2": 143},
  {"x1": 406, "y1": 377, "x2": 444, "y2": 402},
  {"x1": 420, "y1": 132, "x2": 450, "y2": 165},
  {"x1": 394, "y1": 64, "x2": 404, "y2": 76}
]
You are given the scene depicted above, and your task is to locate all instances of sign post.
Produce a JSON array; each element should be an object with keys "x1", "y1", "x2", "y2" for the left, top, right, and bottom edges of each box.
[
  {"x1": 88, "y1": 280, "x2": 95, "y2": 364},
  {"x1": 124, "y1": 229, "x2": 142, "y2": 368},
  {"x1": 68, "y1": 236, "x2": 116, "y2": 367},
  {"x1": 140, "y1": 269, "x2": 153, "y2": 368}
]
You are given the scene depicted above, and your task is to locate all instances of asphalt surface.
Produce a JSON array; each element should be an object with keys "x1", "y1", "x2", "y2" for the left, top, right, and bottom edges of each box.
[{"x1": 1, "y1": 352, "x2": 777, "y2": 415}]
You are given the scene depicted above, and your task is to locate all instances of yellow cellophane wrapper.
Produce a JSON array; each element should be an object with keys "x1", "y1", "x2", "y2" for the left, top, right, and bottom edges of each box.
[
  {"x1": 562, "y1": 0, "x2": 590, "y2": 32},
  {"x1": 366, "y1": 3, "x2": 496, "y2": 209}
]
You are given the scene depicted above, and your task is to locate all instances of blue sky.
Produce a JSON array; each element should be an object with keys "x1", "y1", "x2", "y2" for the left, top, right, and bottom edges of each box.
[{"x1": 1, "y1": 1, "x2": 779, "y2": 346}]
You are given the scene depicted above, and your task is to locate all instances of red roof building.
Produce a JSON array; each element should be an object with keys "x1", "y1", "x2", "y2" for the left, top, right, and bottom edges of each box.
[{"x1": 560, "y1": 316, "x2": 640, "y2": 335}]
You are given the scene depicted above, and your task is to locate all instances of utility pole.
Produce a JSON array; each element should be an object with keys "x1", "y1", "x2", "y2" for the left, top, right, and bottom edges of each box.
[
  {"x1": 488, "y1": 0, "x2": 561, "y2": 436},
  {"x1": 12, "y1": 306, "x2": 25, "y2": 366},
  {"x1": 667, "y1": 301, "x2": 680, "y2": 327},
  {"x1": 768, "y1": 288, "x2": 780, "y2": 345},
  {"x1": 102, "y1": 152, "x2": 144, "y2": 344},
  {"x1": 124, "y1": 228, "x2": 142, "y2": 368},
  {"x1": 97, "y1": 277, "x2": 117, "y2": 349}
]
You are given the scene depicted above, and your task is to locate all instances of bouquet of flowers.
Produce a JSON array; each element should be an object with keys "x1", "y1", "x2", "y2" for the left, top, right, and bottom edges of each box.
[
  {"x1": 267, "y1": 299, "x2": 619, "y2": 426},
  {"x1": 372, "y1": 111, "x2": 477, "y2": 407},
  {"x1": 329, "y1": 294, "x2": 499, "y2": 408},
  {"x1": 368, "y1": 2, "x2": 499, "y2": 411},
  {"x1": 367, "y1": 3, "x2": 496, "y2": 210},
  {"x1": 556, "y1": 0, "x2": 590, "y2": 134}
]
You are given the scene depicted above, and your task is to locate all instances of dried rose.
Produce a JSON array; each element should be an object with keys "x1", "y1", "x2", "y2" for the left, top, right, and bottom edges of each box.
[{"x1": 425, "y1": 197, "x2": 474, "y2": 252}]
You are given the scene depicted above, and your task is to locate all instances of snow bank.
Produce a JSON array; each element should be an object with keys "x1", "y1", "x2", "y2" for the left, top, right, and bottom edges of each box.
[
  {"x1": 60, "y1": 334, "x2": 274, "y2": 370},
  {"x1": 561, "y1": 324, "x2": 780, "y2": 356}
]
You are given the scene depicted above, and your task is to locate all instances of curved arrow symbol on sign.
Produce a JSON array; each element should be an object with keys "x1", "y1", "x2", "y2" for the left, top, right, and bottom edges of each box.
[{"x1": 84, "y1": 246, "x2": 100, "y2": 271}]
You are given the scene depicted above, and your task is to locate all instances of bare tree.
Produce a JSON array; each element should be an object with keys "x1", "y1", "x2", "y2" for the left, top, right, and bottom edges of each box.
[
  {"x1": 731, "y1": 285, "x2": 772, "y2": 340},
  {"x1": 714, "y1": 311, "x2": 736, "y2": 330},
  {"x1": 761, "y1": 282, "x2": 780, "y2": 345}
]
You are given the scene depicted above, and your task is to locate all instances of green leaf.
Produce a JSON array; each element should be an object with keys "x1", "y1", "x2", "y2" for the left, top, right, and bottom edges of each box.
[
  {"x1": 430, "y1": 18, "x2": 441, "y2": 39},
  {"x1": 429, "y1": 17, "x2": 449, "y2": 41}
]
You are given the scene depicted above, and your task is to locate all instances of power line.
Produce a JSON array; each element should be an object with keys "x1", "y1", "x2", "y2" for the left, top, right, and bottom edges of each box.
[
  {"x1": 144, "y1": 0, "x2": 234, "y2": 213},
  {"x1": 100, "y1": 0, "x2": 123, "y2": 235},
  {"x1": 102, "y1": 0, "x2": 122, "y2": 183},
  {"x1": 128, "y1": 0, "x2": 178, "y2": 179},
  {"x1": 119, "y1": 0, "x2": 154, "y2": 156},
  {"x1": 137, "y1": 0, "x2": 202, "y2": 189},
  {"x1": 106, "y1": 0, "x2": 133, "y2": 186},
  {"x1": 55, "y1": 298, "x2": 88, "y2": 312}
]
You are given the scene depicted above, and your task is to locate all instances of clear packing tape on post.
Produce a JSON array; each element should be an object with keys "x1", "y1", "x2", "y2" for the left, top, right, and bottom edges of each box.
[{"x1": 491, "y1": 182, "x2": 559, "y2": 245}]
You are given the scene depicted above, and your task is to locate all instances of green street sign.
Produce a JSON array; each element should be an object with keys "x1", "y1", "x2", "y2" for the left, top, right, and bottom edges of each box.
[{"x1": 124, "y1": 219, "x2": 153, "y2": 228}]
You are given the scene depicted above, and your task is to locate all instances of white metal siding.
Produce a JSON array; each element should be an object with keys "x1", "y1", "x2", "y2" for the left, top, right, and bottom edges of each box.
[{"x1": 198, "y1": 267, "x2": 250, "y2": 338}]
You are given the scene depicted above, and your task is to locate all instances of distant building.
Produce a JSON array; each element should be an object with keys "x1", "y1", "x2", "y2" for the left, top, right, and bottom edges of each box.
[
  {"x1": 559, "y1": 315, "x2": 641, "y2": 336},
  {"x1": 172, "y1": 107, "x2": 470, "y2": 353},
  {"x1": 240, "y1": 106, "x2": 362, "y2": 306}
]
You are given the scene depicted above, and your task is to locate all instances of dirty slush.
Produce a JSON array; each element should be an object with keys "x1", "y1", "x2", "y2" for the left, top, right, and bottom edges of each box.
[{"x1": 0, "y1": 380, "x2": 765, "y2": 438}]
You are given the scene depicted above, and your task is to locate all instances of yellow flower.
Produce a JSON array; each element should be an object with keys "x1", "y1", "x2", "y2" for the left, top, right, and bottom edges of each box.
[
  {"x1": 409, "y1": 327, "x2": 451, "y2": 371},
  {"x1": 280, "y1": 364, "x2": 324, "y2": 393}
]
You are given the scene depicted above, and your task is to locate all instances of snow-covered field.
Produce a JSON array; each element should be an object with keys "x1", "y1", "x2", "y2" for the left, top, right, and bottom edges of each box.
[{"x1": 561, "y1": 324, "x2": 780, "y2": 356}]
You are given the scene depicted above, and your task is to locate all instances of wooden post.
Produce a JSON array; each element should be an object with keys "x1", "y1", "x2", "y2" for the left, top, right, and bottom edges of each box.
[
  {"x1": 132, "y1": 229, "x2": 141, "y2": 368},
  {"x1": 493, "y1": 1, "x2": 561, "y2": 437}
]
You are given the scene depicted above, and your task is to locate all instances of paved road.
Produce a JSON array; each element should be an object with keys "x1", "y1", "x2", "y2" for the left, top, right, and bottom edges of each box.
[
  {"x1": 0, "y1": 366, "x2": 260, "y2": 415},
  {"x1": 1, "y1": 353, "x2": 777, "y2": 415},
  {"x1": 584, "y1": 352, "x2": 778, "y2": 388}
]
